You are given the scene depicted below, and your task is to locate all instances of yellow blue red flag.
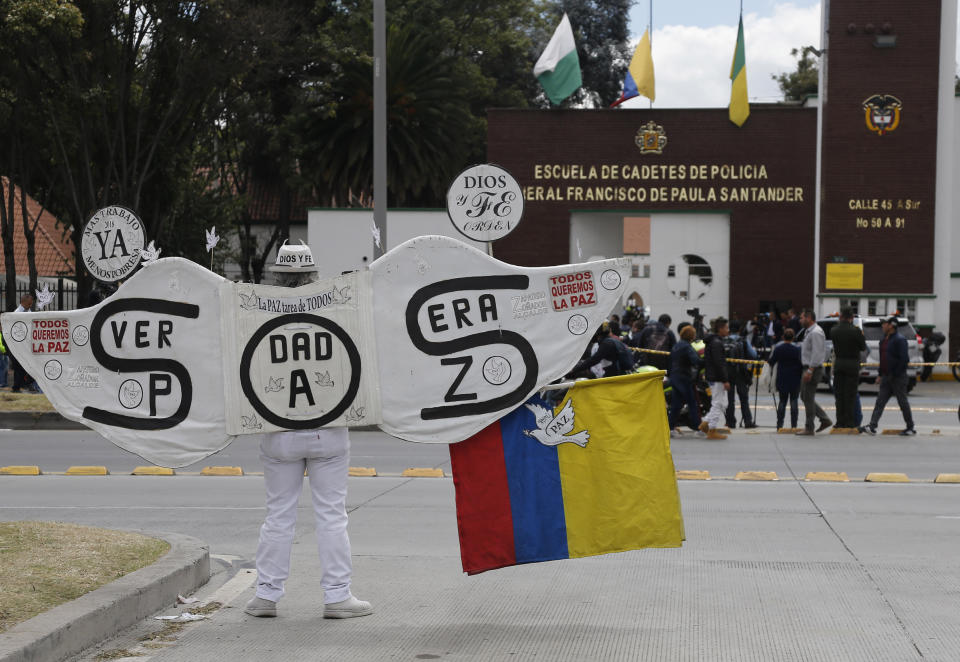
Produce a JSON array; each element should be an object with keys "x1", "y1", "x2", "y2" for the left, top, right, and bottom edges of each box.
[{"x1": 449, "y1": 372, "x2": 684, "y2": 574}]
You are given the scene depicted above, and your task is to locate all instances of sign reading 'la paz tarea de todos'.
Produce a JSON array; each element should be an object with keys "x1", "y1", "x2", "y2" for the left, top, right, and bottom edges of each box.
[{"x1": 2, "y1": 236, "x2": 629, "y2": 467}]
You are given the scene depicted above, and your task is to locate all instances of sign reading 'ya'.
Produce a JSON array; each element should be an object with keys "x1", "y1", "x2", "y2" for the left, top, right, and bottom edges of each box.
[
  {"x1": 81, "y1": 206, "x2": 146, "y2": 282},
  {"x1": 446, "y1": 164, "x2": 524, "y2": 242},
  {"x1": 3, "y1": 236, "x2": 629, "y2": 467}
]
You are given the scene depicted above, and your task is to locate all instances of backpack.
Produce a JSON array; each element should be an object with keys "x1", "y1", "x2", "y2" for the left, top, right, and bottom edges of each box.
[
  {"x1": 645, "y1": 326, "x2": 671, "y2": 353},
  {"x1": 612, "y1": 337, "x2": 636, "y2": 374},
  {"x1": 722, "y1": 336, "x2": 753, "y2": 384}
]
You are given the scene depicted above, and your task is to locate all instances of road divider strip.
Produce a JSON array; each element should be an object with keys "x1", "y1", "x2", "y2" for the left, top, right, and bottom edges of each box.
[
  {"x1": 401, "y1": 467, "x2": 445, "y2": 477},
  {"x1": 200, "y1": 466, "x2": 243, "y2": 476},
  {"x1": 865, "y1": 472, "x2": 910, "y2": 482},
  {"x1": 65, "y1": 465, "x2": 108, "y2": 475},
  {"x1": 735, "y1": 471, "x2": 779, "y2": 481},
  {"x1": 0, "y1": 465, "x2": 41, "y2": 475},
  {"x1": 3, "y1": 468, "x2": 960, "y2": 483},
  {"x1": 132, "y1": 466, "x2": 175, "y2": 475},
  {"x1": 805, "y1": 471, "x2": 850, "y2": 482}
]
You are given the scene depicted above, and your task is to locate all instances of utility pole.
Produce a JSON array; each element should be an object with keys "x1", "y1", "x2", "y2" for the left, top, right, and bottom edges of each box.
[{"x1": 373, "y1": 0, "x2": 387, "y2": 259}]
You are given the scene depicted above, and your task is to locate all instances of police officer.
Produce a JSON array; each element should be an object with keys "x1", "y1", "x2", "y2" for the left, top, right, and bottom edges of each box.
[{"x1": 245, "y1": 241, "x2": 372, "y2": 619}]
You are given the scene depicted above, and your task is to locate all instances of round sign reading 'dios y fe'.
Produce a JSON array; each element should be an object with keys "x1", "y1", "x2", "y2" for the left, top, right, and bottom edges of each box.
[
  {"x1": 81, "y1": 205, "x2": 145, "y2": 282},
  {"x1": 446, "y1": 164, "x2": 524, "y2": 242}
]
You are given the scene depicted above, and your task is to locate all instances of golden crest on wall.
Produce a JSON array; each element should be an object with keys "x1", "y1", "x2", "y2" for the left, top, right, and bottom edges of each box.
[
  {"x1": 635, "y1": 121, "x2": 667, "y2": 154},
  {"x1": 862, "y1": 94, "x2": 902, "y2": 136}
]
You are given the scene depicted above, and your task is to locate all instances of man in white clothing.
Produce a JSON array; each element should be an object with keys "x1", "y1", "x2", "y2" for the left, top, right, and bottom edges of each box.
[
  {"x1": 245, "y1": 242, "x2": 372, "y2": 620},
  {"x1": 796, "y1": 309, "x2": 833, "y2": 435}
]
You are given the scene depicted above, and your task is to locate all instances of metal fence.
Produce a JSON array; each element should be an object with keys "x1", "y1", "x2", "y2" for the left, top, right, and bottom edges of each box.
[{"x1": 0, "y1": 277, "x2": 80, "y2": 312}]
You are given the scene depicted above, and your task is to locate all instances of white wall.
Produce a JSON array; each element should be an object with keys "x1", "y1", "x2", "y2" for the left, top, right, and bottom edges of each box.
[
  {"x1": 307, "y1": 209, "x2": 488, "y2": 277},
  {"x1": 569, "y1": 211, "x2": 730, "y2": 326}
]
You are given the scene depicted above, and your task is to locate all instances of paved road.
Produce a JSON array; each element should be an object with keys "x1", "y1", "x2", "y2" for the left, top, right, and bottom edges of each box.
[
  {"x1": 1, "y1": 475, "x2": 957, "y2": 661},
  {"x1": 1, "y1": 380, "x2": 958, "y2": 660}
]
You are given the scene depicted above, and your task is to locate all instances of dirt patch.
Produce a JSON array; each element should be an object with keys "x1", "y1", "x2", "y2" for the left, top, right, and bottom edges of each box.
[{"x1": 0, "y1": 521, "x2": 169, "y2": 633}]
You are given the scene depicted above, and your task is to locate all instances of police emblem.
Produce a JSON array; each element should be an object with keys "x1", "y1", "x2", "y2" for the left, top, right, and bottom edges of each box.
[
  {"x1": 635, "y1": 121, "x2": 667, "y2": 154},
  {"x1": 862, "y1": 94, "x2": 902, "y2": 136}
]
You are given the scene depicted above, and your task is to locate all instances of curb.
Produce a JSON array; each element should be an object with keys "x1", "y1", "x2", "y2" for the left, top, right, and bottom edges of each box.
[
  {"x1": 0, "y1": 531, "x2": 210, "y2": 662},
  {"x1": 1, "y1": 412, "x2": 86, "y2": 430}
]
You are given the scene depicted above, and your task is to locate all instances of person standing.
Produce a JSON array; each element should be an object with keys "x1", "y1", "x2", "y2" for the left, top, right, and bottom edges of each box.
[
  {"x1": 723, "y1": 319, "x2": 757, "y2": 428},
  {"x1": 796, "y1": 309, "x2": 832, "y2": 435},
  {"x1": 829, "y1": 307, "x2": 866, "y2": 429},
  {"x1": 699, "y1": 317, "x2": 730, "y2": 440},
  {"x1": 245, "y1": 242, "x2": 372, "y2": 620},
  {"x1": 668, "y1": 325, "x2": 703, "y2": 436},
  {"x1": 638, "y1": 313, "x2": 675, "y2": 370},
  {"x1": 768, "y1": 328, "x2": 803, "y2": 429},
  {"x1": 861, "y1": 316, "x2": 916, "y2": 436}
]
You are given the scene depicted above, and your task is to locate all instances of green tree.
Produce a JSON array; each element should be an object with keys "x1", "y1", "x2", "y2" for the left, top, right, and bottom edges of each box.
[
  {"x1": 0, "y1": 0, "x2": 83, "y2": 309},
  {"x1": 773, "y1": 46, "x2": 820, "y2": 102},
  {"x1": 3, "y1": 0, "x2": 250, "y2": 300},
  {"x1": 548, "y1": 0, "x2": 633, "y2": 108}
]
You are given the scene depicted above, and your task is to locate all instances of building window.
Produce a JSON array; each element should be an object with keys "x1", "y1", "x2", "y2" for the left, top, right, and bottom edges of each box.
[
  {"x1": 867, "y1": 299, "x2": 883, "y2": 316},
  {"x1": 630, "y1": 264, "x2": 650, "y2": 278},
  {"x1": 667, "y1": 265, "x2": 676, "y2": 277},
  {"x1": 839, "y1": 298, "x2": 859, "y2": 315},
  {"x1": 895, "y1": 298, "x2": 916, "y2": 321}
]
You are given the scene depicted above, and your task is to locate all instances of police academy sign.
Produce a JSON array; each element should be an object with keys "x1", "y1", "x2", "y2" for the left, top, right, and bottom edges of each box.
[
  {"x1": 81, "y1": 206, "x2": 146, "y2": 282},
  {"x1": 2, "y1": 236, "x2": 629, "y2": 467}
]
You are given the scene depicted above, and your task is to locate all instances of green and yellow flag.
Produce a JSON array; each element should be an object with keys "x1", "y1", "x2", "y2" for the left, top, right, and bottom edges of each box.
[{"x1": 729, "y1": 15, "x2": 749, "y2": 127}]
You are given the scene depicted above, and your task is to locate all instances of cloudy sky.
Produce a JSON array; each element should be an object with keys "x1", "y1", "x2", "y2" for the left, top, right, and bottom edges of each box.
[{"x1": 618, "y1": 1, "x2": 960, "y2": 109}]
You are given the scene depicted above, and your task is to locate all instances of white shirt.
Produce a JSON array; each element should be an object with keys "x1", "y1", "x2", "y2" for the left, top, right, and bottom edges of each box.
[{"x1": 800, "y1": 323, "x2": 826, "y2": 368}]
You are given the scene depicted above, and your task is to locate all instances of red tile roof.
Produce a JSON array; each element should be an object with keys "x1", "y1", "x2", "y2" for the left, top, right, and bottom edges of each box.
[{"x1": 0, "y1": 178, "x2": 75, "y2": 277}]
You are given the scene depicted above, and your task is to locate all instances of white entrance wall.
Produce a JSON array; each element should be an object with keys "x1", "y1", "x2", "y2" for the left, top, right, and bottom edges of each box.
[
  {"x1": 307, "y1": 209, "x2": 487, "y2": 276},
  {"x1": 570, "y1": 211, "x2": 730, "y2": 327}
]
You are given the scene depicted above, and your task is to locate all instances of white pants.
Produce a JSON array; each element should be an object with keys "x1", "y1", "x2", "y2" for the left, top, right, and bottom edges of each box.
[
  {"x1": 705, "y1": 382, "x2": 729, "y2": 429},
  {"x1": 255, "y1": 427, "x2": 353, "y2": 604}
]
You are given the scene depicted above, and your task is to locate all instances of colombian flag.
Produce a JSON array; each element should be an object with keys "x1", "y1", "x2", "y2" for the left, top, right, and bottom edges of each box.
[{"x1": 449, "y1": 372, "x2": 684, "y2": 574}]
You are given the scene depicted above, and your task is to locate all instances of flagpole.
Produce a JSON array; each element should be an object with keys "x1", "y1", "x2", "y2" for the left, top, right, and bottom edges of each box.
[{"x1": 648, "y1": 0, "x2": 653, "y2": 108}]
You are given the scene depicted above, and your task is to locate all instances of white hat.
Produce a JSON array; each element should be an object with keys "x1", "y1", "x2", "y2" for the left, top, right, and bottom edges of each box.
[{"x1": 269, "y1": 240, "x2": 318, "y2": 272}]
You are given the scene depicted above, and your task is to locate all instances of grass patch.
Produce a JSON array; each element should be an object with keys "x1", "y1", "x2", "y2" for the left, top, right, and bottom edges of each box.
[
  {"x1": 0, "y1": 521, "x2": 169, "y2": 633},
  {"x1": 0, "y1": 391, "x2": 55, "y2": 412}
]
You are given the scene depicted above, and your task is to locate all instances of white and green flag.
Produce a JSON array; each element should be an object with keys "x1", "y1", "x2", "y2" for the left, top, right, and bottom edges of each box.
[{"x1": 534, "y1": 14, "x2": 582, "y2": 105}]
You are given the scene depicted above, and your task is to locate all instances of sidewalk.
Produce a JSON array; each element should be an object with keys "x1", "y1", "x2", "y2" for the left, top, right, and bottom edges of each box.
[{"x1": 70, "y1": 474, "x2": 960, "y2": 662}]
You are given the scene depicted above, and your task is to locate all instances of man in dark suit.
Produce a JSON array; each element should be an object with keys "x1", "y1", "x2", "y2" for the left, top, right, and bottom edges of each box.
[
  {"x1": 862, "y1": 317, "x2": 915, "y2": 436},
  {"x1": 829, "y1": 307, "x2": 865, "y2": 429}
]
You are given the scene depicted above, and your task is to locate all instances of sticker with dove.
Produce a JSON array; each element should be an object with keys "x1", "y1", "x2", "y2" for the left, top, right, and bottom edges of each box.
[{"x1": 523, "y1": 399, "x2": 590, "y2": 448}]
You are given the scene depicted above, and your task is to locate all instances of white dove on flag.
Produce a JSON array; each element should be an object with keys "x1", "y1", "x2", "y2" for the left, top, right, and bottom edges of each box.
[
  {"x1": 35, "y1": 284, "x2": 54, "y2": 310},
  {"x1": 205, "y1": 227, "x2": 220, "y2": 253},
  {"x1": 139, "y1": 240, "x2": 161, "y2": 264},
  {"x1": 523, "y1": 399, "x2": 590, "y2": 447}
]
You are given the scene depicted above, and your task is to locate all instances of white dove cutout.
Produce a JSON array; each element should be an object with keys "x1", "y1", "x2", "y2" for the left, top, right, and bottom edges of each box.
[
  {"x1": 139, "y1": 240, "x2": 161, "y2": 264},
  {"x1": 0, "y1": 235, "x2": 628, "y2": 467},
  {"x1": 34, "y1": 284, "x2": 54, "y2": 310},
  {"x1": 205, "y1": 227, "x2": 219, "y2": 252},
  {"x1": 523, "y1": 400, "x2": 590, "y2": 447}
]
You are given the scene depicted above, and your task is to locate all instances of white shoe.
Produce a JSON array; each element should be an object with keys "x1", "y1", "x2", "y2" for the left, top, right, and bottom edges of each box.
[
  {"x1": 669, "y1": 429, "x2": 681, "y2": 438},
  {"x1": 244, "y1": 596, "x2": 277, "y2": 617},
  {"x1": 324, "y1": 596, "x2": 373, "y2": 619},
  {"x1": 695, "y1": 430, "x2": 706, "y2": 438}
]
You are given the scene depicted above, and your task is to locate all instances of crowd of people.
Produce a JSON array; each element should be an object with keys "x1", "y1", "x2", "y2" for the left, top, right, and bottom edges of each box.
[{"x1": 570, "y1": 305, "x2": 918, "y2": 438}]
